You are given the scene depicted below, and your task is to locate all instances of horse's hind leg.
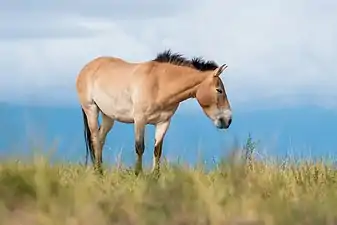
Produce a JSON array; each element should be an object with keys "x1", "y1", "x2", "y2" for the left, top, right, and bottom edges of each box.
[
  {"x1": 98, "y1": 113, "x2": 114, "y2": 165},
  {"x1": 82, "y1": 103, "x2": 101, "y2": 171}
]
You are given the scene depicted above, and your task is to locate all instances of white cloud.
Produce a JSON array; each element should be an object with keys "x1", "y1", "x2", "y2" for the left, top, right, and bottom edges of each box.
[{"x1": 0, "y1": 0, "x2": 336, "y2": 110}]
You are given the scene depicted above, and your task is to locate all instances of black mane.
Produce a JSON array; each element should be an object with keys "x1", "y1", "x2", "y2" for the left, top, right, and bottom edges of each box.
[{"x1": 153, "y1": 49, "x2": 219, "y2": 71}]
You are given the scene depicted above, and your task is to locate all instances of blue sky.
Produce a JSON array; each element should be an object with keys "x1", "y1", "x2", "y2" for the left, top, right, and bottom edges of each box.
[{"x1": 1, "y1": 1, "x2": 337, "y2": 167}]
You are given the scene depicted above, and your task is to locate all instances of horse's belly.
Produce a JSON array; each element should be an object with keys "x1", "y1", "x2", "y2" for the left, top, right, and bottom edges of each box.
[{"x1": 93, "y1": 90, "x2": 135, "y2": 123}]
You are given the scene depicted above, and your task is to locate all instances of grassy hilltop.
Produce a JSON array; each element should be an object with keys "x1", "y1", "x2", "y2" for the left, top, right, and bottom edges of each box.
[{"x1": 1, "y1": 138, "x2": 337, "y2": 225}]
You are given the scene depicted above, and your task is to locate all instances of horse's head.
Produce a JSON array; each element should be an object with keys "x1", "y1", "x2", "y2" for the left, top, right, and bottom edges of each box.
[{"x1": 196, "y1": 64, "x2": 232, "y2": 129}]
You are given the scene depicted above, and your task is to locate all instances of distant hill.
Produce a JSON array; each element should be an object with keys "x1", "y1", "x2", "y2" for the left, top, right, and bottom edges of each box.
[{"x1": 1, "y1": 102, "x2": 337, "y2": 167}]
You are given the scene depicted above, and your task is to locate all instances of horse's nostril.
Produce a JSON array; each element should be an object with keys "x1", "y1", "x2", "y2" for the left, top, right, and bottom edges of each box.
[{"x1": 218, "y1": 117, "x2": 225, "y2": 126}]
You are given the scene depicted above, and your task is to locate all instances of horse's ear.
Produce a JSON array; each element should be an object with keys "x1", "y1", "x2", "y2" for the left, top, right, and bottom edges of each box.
[{"x1": 214, "y1": 64, "x2": 228, "y2": 77}]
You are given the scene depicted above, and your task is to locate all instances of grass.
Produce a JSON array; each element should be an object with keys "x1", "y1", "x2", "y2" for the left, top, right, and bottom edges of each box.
[{"x1": 1, "y1": 138, "x2": 337, "y2": 225}]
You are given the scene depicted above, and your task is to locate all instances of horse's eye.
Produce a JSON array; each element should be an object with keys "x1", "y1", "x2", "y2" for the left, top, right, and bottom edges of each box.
[{"x1": 216, "y1": 88, "x2": 223, "y2": 94}]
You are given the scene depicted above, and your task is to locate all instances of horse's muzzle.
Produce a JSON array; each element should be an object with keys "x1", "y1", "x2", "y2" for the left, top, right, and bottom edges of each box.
[{"x1": 215, "y1": 117, "x2": 232, "y2": 129}]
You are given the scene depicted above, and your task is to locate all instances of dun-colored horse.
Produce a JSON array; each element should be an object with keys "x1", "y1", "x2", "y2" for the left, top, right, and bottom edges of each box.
[{"x1": 76, "y1": 50, "x2": 232, "y2": 175}]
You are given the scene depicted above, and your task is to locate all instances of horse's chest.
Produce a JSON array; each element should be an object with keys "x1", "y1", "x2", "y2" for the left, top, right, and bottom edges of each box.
[{"x1": 146, "y1": 105, "x2": 178, "y2": 124}]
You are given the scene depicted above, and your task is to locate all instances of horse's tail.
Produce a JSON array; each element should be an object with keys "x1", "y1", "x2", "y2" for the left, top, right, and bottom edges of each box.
[{"x1": 81, "y1": 108, "x2": 95, "y2": 166}]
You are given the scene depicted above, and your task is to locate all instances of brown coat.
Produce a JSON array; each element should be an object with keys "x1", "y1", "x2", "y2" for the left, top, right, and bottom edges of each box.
[{"x1": 76, "y1": 50, "x2": 232, "y2": 175}]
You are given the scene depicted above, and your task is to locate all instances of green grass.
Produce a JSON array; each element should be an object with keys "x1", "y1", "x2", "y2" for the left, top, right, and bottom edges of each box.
[{"x1": 1, "y1": 139, "x2": 337, "y2": 225}]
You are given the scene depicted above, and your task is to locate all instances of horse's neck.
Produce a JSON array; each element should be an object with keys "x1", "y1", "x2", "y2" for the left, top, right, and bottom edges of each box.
[{"x1": 158, "y1": 67, "x2": 209, "y2": 105}]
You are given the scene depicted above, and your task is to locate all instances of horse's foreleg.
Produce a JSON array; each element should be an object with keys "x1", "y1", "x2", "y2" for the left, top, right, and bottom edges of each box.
[
  {"x1": 134, "y1": 120, "x2": 146, "y2": 176},
  {"x1": 152, "y1": 120, "x2": 171, "y2": 174}
]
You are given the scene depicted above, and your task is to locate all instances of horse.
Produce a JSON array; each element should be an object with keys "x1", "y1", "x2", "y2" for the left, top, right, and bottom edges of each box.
[{"x1": 75, "y1": 50, "x2": 232, "y2": 175}]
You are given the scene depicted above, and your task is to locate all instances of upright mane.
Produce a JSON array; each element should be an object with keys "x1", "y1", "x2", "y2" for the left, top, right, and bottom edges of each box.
[{"x1": 153, "y1": 49, "x2": 219, "y2": 71}]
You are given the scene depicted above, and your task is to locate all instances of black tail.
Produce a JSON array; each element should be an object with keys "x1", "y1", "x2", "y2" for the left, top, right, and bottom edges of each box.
[{"x1": 82, "y1": 108, "x2": 95, "y2": 166}]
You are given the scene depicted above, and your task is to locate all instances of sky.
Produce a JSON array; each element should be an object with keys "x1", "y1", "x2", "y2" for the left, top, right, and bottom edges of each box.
[
  {"x1": 0, "y1": 1, "x2": 337, "y2": 166},
  {"x1": 1, "y1": 0, "x2": 336, "y2": 109}
]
